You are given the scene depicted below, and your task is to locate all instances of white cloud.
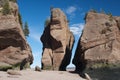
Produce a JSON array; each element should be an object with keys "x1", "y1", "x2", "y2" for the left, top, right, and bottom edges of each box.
[
  {"x1": 65, "y1": 6, "x2": 85, "y2": 20},
  {"x1": 29, "y1": 27, "x2": 42, "y2": 42},
  {"x1": 66, "y1": 6, "x2": 77, "y2": 15},
  {"x1": 70, "y1": 23, "x2": 84, "y2": 36},
  {"x1": 28, "y1": 26, "x2": 42, "y2": 43},
  {"x1": 30, "y1": 33, "x2": 41, "y2": 42}
]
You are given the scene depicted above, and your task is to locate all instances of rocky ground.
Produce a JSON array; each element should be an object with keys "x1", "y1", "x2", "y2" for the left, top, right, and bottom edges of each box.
[
  {"x1": 0, "y1": 68, "x2": 120, "y2": 80},
  {"x1": 0, "y1": 69, "x2": 87, "y2": 80},
  {"x1": 86, "y1": 68, "x2": 120, "y2": 80}
]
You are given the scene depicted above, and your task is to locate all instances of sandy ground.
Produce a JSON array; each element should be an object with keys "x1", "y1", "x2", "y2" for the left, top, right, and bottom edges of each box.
[{"x1": 0, "y1": 69, "x2": 87, "y2": 80}]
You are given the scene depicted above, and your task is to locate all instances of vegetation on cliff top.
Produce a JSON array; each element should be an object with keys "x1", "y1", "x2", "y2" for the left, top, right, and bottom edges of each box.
[
  {"x1": 9, "y1": 0, "x2": 17, "y2": 3},
  {"x1": 2, "y1": 0, "x2": 11, "y2": 15},
  {"x1": 44, "y1": 18, "x2": 50, "y2": 27},
  {"x1": 0, "y1": 0, "x2": 30, "y2": 37},
  {"x1": 18, "y1": 12, "x2": 23, "y2": 26}
]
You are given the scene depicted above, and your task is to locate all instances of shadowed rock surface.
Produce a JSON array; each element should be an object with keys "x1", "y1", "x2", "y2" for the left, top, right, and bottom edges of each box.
[
  {"x1": 41, "y1": 8, "x2": 74, "y2": 70},
  {"x1": 35, "y1": 66, "x2": 41, "y2": 72},
  {"x1": 73, "y1": 11, "x2": 120, "y2": 72},
  {"x1": 0, "y1": 1, "x2": 33, "y2": 71}
]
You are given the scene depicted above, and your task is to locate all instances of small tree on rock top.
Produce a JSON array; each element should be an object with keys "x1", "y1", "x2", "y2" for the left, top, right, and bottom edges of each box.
[
  {"x1": 18, "y1": 12, "x2": 23, "y2": 27},
  {"x1": 23, "y1": 22, "x2": 30, "y2": 37},
  {"x1": 2, "y1": 0, "x2": 11, "y2": 15},
  {"x1": 44, "y1": 18, "x2": 50, "y2": 27}
]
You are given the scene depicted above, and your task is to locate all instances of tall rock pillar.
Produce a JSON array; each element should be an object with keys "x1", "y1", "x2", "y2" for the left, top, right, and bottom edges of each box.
[{"x1": 41, "y1": 8, "x2": 74, "y2": 70}]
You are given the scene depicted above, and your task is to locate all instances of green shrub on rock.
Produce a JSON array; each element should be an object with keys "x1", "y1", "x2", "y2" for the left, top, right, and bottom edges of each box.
[
  {"x1": 0, "y1": 62, "x2": 12, "y2": 71},
  {"x1": 44, "y1": 18, "x2": 50, "y2": 27},
  {"x1": 2, "y1": 0, "x2": 11, "y2": 15},
  {"x1": 9, "y1": 0, "x2": 17, "y2": 3},
  {"x1": 43, "y1": 65, "x2": 52, "y2": 70}
]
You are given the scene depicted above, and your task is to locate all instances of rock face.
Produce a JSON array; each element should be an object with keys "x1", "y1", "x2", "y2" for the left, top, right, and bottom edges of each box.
[
  {"x1": 73, "y1": 12, "x2": 120, "y2": 72},
  {"x1": 0, "y1": 1, "x2": 33, "y2": 71},
  {"x1": 41, "y1": 8, "x2": 74, "y2": 70}
]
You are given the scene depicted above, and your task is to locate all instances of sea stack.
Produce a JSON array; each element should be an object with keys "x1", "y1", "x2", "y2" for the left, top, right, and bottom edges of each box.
[
  {"x1": 41, "y1": 8, "x2": 74, "y2": 70},
  {"x1": 73, "y1": 11, "x2": 120, "y2": 72},
  {"x1": 0, "y1": 0, "x2": 33, "y2": 71}
]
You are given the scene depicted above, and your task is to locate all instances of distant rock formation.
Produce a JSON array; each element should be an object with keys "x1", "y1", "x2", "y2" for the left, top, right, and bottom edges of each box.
[
  {"x1": 73, "y1": 11, "x2": 120, "y2": 72},
  {"x1": 41, "y1": 8, "x2": 74, "y2": 70},
  {"x1": 0, "y1": 1, "x2": 33, "y2": 71}
]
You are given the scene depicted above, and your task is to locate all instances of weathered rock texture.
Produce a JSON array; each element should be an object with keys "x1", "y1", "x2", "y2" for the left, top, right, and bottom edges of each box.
[
  {"x1": 73, "y1": 12, "x2": 120, "y2": 72},
  {"x1": 0, "y1": 1, "x2": 33, "y2": 71},
  {"x1": 41, "y1": 8, "x2": 74, "y2": 70}
]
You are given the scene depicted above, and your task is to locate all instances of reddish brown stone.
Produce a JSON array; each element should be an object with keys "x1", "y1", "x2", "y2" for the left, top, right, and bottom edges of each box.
[
  {"x1": 41, "y1": 8, "x2": 74, "y2": 70},
  {"x1": 73, "y1": 12, "x2": 120, "y2": 72},
  {"x1": 0, "y1": 1, "x2": 33, "y2": 71}
]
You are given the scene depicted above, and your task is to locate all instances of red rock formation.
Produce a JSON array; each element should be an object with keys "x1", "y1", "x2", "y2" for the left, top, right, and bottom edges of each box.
[
  {"x1": 73, "y1": 12, "x2": 120, "y2": 72},
  {"x1": 41, "y1": 8, "x2": 74, "y2": 70}
]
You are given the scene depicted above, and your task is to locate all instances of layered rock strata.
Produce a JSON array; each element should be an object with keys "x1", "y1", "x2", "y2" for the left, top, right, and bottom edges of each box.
[
  {"x1": 0, "y1": 0, "x2": 33, "y2": 71},
  {"x1": 73, "y1": 12, "x2": 120, "y2": 72}
]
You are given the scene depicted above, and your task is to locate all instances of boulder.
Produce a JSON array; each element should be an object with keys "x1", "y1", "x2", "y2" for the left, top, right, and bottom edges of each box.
[
  {"x1": 7, "y1": 69, "x2": 21, "y2": 75},
  {"x1": 41, "y1": 8, "x2": 74, "y2": 70},
  {"x1": 35, "y1": 66, "x2": 41, "y2": 72},
  {"x1": 73, "y1": 12, "x2": 120, "y2": 72}
]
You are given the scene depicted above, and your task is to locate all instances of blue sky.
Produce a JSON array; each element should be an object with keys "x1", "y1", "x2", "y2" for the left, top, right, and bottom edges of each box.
[{"x1": 17, "y1": 0, "x2": 120, "y2": 68}]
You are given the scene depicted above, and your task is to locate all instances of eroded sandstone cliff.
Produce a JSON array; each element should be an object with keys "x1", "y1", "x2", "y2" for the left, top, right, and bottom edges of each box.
[
  {"x1": 41, "y1": 8, "x2": 74, "y2": 70},
  {"x1": 73, "y1": 11, "x2": 120, "y2": 72},
  {"x1": 0, "y1": 0, "x2": 33, "y2": 71}
]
